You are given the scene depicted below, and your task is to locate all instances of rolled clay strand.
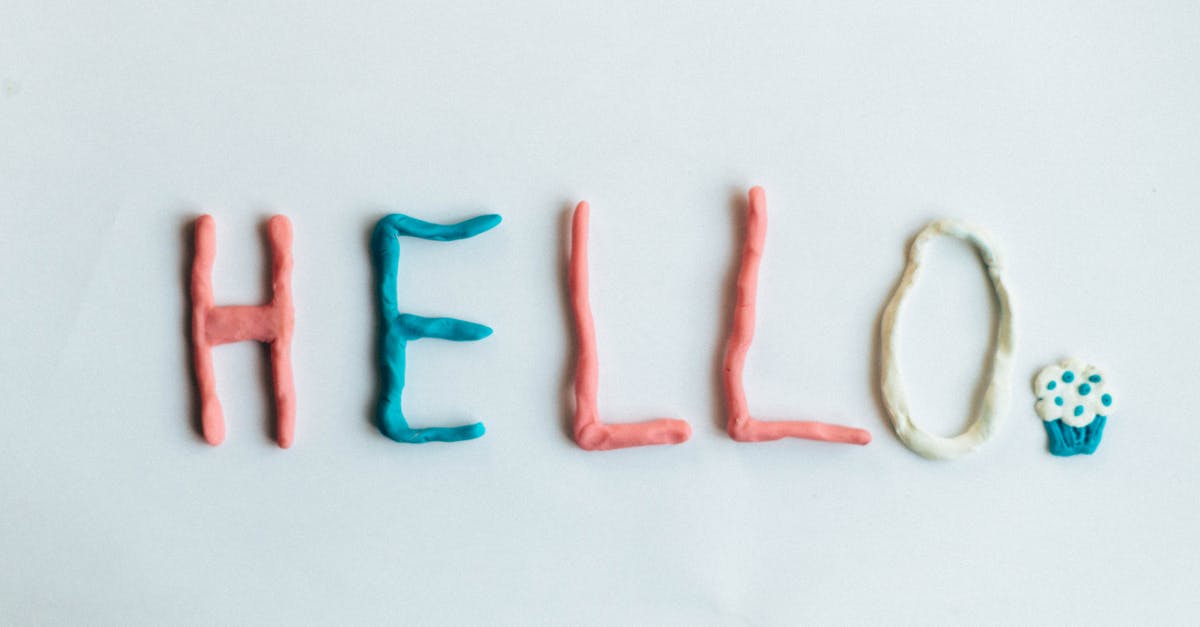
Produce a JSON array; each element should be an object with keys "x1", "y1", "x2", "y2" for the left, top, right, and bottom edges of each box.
[
  {"x1": 723, "y1": 187, "x2": 871, "y2": 445},
  {"x1": 371, "y1": 213, "x2": 500, "y2": 444},
  {"x1": 191, "y1": 215, "x2": 296, "y2": 447},
  {"x1": 878, "y1": 219, "x2": 1015, "y2": 460},
  {"x1": 569, "y1": 201, "x2": 692, "y2": 450}
]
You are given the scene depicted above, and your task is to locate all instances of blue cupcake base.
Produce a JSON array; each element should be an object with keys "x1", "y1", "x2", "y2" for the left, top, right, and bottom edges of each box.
[{"x1": 1043, "y1": 416, "x2": 1107, "y2": 456}]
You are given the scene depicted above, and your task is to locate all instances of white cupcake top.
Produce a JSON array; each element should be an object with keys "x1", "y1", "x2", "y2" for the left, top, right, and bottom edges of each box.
[{"x1": 1034, "y1": 358, "x2": 1114, "y2": 427}]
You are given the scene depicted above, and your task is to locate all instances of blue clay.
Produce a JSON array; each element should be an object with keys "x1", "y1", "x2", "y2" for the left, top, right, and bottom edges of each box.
[
  {"x1": 1043, "y1": 416, "x2": 1107, "y2": 456},
  {"x1": 371, "y1": 213, "x2": 501, "y2": 443},
  {"x1": 1035, "y1": 360, "x2": 1115, "y2": 457}
]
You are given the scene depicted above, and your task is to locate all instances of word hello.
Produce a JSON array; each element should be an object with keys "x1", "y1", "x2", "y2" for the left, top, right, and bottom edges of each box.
[{"x1": 189, "y1": 187, "x2": 1009, "y2": 459}]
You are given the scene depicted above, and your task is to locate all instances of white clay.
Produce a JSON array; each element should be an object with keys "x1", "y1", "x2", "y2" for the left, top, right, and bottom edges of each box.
[
  {"x1": 879, "y1": 219, "x2": 1015, "y2": 460},
  {"x1": 1034, "y1": 358, "x2": 1114, "y2": 428}
]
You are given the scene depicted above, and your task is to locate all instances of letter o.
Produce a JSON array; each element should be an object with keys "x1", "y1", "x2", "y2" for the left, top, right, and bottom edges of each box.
[{"x1": 878, "y1": 219, "x2": 1015, "y2": 460}]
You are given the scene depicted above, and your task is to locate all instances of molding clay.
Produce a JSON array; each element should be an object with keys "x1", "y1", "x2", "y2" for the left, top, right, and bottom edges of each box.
[
  {"x1": 568, "y1": 201, "x2": 692, "y2": 450},
  {"x1": 371, "y1": 213, "x2": 500, "y2": 443},
  {"x1": 723, "y1": 187, "x2": 871, "y2": 445},
  {"x1": 1034, "y1": 358, "x2": 1114, "y2": 456},
  {"x1": 879, "y1": 219, "x2": 1014, "y2": 460},
  {"x1": 191, "y1": 215, "x2": 296, "y2": 447}
]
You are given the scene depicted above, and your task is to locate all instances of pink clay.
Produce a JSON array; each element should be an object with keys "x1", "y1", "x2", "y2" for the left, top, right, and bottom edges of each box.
[
  {"x1": 722, "y1": 187, "x2": 871, "y2": 445},
  {"x1": 569, "y1": 201, "x2": 691, "y2": 450},
  {"x1": 191, "y1": 215, "x2": 296, "y2": 448}
]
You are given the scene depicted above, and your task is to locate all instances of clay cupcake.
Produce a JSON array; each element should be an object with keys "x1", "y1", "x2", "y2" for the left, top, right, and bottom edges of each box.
[{"x1": 1034, "y1": 358, "x2": 1114, "y2": 456}]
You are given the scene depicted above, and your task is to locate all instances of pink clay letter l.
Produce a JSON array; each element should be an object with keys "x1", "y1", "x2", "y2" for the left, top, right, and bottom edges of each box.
[
  {"x1": 723, "y1": 187, "x2": 871, "y2": 445},
  {"x1": 569, "y1": 201, "x2": 691, "y2": 450}
]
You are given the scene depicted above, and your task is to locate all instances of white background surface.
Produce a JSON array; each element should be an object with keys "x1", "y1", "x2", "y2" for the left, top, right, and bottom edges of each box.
[{"x1": 2, "y1": 2, "x2": 1198, "y2": 625}]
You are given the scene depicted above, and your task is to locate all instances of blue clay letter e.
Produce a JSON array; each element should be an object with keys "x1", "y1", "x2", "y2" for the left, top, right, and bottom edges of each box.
[{"x1": 371, "y1": 213, "x2": 501, "y2": 443}]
